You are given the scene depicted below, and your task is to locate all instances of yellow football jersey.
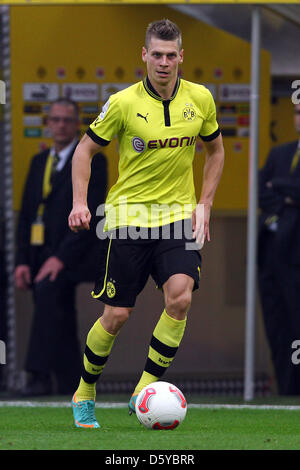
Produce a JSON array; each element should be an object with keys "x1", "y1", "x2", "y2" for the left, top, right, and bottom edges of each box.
[{"x1": 87, "y1": 77, "x2": 220, "y2": 230}]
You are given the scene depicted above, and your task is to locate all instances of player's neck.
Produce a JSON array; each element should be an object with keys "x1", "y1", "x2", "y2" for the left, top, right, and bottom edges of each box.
[
  {"x1": 147, "y1": 75, "x2": 178, "y2": 101},
  {"x1": 156, "y1": 85, "x2": 174, "y2": 101}
]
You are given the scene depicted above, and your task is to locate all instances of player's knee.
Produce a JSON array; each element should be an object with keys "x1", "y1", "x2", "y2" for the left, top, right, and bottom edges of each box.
[
  {"x1": 165, "y1": 291, "x2": 191, "y2": 317},
  {"x1": 113, "y1": 307, "x2": 131, "y2": 323},
  {"x1": 102, "y1": 305, "x2": 132, "y2": 334}
]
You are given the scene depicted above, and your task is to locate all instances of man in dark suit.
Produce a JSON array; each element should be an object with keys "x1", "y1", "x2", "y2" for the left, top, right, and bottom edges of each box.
[
  {"x1": 258, "y1": 103, "x2": 300, "y2": 395},
  {"x1": 0, "y1": 211, "x2": 6, "y2": 390},
  {"x1": 15, "y1": 98, "x2": 107, "y2": 396}
]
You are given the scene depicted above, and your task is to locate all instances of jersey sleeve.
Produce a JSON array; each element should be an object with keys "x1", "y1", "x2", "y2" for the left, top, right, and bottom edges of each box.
[
  {"x1": 199, "y1": 90, "x2": 220, "y2": 142},
  {"x1": 86, "y1": 94, "x2": 123, "y2": 146}
]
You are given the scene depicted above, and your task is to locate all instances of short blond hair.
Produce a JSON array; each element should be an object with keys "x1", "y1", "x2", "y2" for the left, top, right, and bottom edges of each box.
[{"x1": 145, "y1": 19, "x2": 182, "y2": 50}]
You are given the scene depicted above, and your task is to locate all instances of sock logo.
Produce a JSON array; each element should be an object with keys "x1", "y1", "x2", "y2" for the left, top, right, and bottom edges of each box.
[
  {"x1": 106, "y1": 280, "x2": 116, "y2": 298},
  {"x1": 158, "y1": 357, "x2": 172, "y2": 366}
]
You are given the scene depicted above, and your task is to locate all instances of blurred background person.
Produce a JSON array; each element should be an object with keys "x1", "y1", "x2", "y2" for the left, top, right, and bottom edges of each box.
[
  {"x1": 14, "y1": 98, "x2": 107, "y2": 396},
  {"x1": 258, "y1": 103, "x2": 300, "y2": 395},
  {"x1": 0, "y1": 210, "x2": 6, "y2": 390}
]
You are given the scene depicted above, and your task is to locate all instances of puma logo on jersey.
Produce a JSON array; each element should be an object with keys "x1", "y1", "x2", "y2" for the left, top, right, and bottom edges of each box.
[{"x1": 137, "y1": 112, "x2": 149, "y2": 123}]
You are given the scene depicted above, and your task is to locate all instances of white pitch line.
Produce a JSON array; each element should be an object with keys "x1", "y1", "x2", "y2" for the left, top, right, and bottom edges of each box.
[
  {"x1": 0, "y1": 401, "x2": 126, "y2": 408},
  {"x1": 1, "y1": 401, "x2": 300, "y2": 410},
  {"x1": 188, "y1": 404, "x2": 300, "y2": 410}
]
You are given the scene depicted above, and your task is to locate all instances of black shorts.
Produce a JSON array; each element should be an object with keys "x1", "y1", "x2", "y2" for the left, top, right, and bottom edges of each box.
[{"x1": 92, "y1": 220, "x2": 202, "y2": 308}]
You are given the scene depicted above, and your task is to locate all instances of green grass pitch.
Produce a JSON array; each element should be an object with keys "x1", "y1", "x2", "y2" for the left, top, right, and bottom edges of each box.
[{"x1": 1, "y1": 400, "x2": 300, "y2": 450}]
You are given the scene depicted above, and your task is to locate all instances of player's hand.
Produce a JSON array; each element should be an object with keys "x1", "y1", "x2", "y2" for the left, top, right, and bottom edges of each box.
[
  {"x1": 34, "y1": 256, "x2": 64, "y2": 283},
  {"x1": 15, "y1": 265, "x2": 31, "y2": 290},
  {"x1": 192, "y1": 202, "x2": 211, "y2": 246},
  {"x1": 68, "y1": 203, "x2": 91, "y2": 232}
]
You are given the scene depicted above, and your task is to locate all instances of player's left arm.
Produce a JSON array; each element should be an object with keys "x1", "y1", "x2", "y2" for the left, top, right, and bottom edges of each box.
[{"x1": 193, "y1": 134, "x2": 224, "y2": 244}]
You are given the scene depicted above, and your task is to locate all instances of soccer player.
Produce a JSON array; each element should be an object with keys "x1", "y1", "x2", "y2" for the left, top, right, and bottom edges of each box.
[{"x1": 69, "y1": 19, "x2": 224, "y2": 428}]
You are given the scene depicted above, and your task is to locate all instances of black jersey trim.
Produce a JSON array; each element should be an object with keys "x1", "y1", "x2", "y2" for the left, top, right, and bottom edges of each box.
[
  {"x1": 143, "y1": 76, "x2": 180, "y2": 102},
  {"x1": 86, "y1": 127, "x2": 110, "y2": 146},
  {"x1": 199, "y1": 127, "x2": 221, "y2": 142},
  {"x1": 163, "y1": 100, "x2": 171, "y2": 127},
  {"x1": 143, "y1": 76, "x2": 180, "y2": 127}
]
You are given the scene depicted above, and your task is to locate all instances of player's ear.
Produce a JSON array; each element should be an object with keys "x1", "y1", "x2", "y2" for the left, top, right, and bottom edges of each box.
[
  {"x1": 142, "y1": 46, "x2": 147, "y2": 63},
  {"x1": 179, "y1": 49, "x2": 184, "y2": 64}
]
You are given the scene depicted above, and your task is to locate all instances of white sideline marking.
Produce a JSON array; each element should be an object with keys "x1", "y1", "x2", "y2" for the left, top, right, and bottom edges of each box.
[
  {"x1": 0, "y1": 401, "x2": 126, "y2": 408},
  {"x1": 1, "y1": 401, "x2": 300, "y2": 410}
]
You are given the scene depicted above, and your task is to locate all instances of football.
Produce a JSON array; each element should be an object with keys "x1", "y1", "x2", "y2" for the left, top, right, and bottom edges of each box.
[{"x1": 135, "y1": 381, "x2": 187, "y2": 430}]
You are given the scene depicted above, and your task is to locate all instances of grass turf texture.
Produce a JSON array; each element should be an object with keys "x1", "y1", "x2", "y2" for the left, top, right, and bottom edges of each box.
[{"x1": 1, "y1": 405, "x2": 300, "y2": 450}]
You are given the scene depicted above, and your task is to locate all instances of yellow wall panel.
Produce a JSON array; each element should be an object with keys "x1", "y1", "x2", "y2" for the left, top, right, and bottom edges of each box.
[{"x1": 10, "y1": 4, "x2": 270, "y2": 211}]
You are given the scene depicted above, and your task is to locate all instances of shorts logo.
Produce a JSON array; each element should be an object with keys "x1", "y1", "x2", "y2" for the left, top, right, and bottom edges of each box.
[
  {"x1": 183, "y1": 104, "x2": 196, "y2": 121},
  {"x1": 106, "y1": 281, "x2": 116, "y2": 298},
  {"x1": 132, "y1": 136, "x2": 146, "y2": 153}
]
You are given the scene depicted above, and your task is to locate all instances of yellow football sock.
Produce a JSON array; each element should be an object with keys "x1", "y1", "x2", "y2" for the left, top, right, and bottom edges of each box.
[
  {"x1": 134, "y1": 309, "x2": 187, "y2": 394},
  {"x1": 76, "y1": 318, "x2": 117, "y2": 401}
]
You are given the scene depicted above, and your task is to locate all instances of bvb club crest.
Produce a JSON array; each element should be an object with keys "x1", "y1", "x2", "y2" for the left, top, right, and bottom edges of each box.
[
  {"x1": 183, "y1": 104, "x2": 196, "y2": 121},
  {"x1": 106, "y1": 281, "x2": 116, "y2": 299}
]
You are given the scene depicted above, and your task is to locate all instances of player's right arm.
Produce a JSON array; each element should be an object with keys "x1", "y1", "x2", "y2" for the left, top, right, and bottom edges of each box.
[
  {"x1": 68, "y1": 134, "x2": 102, "y2": 233},
  {"x1": 69, "y1": 94, "x2": 122, "y2": 232}
]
